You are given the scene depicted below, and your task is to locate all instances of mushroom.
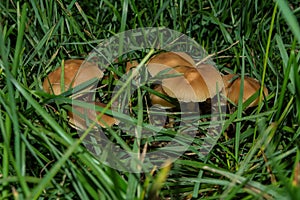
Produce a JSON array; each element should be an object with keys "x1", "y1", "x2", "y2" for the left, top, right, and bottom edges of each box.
[
  {"x1": 147, "y1": 52, "x2": 208, "y2": 107},
  {"x1": 69, "y1": 102, "x2": 119, "y2": 129},
  {"x1": 150, "y1": 85, "x2": 176, "y2": 108},
  {"x1": 147, "y1": 51, "x2": 196, "y2": 77},
  {"x1": 43, "y1": 59, "x2": 103, "y2": 97},
  {"x1": 160, "y1": 64, "x2": 224, "y2": 102},
  {"x1": 221, "y1": 73, "x2": 238, "y2": 96},
  {"x1": 222, "y1": 74, "x2": 268, "y2": 107},
  {"x1": 125, "y1": 60, "x2": 139, "y2": 73},
  {"x1": 43, "y1": 59, "x2": 118, "y2": 128}
]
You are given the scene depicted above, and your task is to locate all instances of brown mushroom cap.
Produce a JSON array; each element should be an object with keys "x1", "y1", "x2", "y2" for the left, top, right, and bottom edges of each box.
[
  {"x1": 125, "y1": 60, "x2": 139, "y2": 73},
  {"x1": 69, "y1": 102, "x2": 119, "y2": 129},
  {"x1": 222, "y1": 73, "x2": 239, "y2": 95},
  {"x1": 147, "y1": 52, "x2": 196, "y2": 77},
  {"x1": 43, "y1": 59, "x2": 103, "y2": 96},
  {"x1": 146, "y1": 52, "x2": 223, "y2": 102},
  {"x1": 161, "y1": 64, "x2": 223, "y2": 102},
  {"x1": 150, "y1": 84, "x2": 176, "y2": 108},
  {"x1": 222, "y1": 74, "x2": 269, "y2": 107}
]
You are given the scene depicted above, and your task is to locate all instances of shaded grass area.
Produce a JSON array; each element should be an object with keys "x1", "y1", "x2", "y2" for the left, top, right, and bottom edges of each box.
[{"x1": 0, "y1": 0, "x2": 300, "y2": 199}]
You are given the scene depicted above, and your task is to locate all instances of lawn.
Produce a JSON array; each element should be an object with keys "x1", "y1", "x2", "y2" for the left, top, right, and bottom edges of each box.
[{"x1": 0, "y1": 0, "x2": 300, "y2": 199}]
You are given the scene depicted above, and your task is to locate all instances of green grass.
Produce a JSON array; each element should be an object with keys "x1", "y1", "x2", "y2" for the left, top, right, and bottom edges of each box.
[{"x1": 1, "y1": 0, "x2": 300, "y2": 199}]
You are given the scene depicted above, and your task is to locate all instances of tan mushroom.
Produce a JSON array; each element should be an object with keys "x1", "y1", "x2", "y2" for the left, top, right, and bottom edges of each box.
[
  {"x1": 43, "y1": 59, "x2": 118, "y2": 128},
  {"x1": 147, "y1": 51, "x2": 224, "y2": 104},
  {"x1": 125, "y1": 60, "x2": 139, "y2": 73},
  {"x1": 150, "y1": 85, "x2": 176, "y2": 108},
  {"x1": 147, "y1": 51, "x2": 196, "y2": 77},
  {"x1": 222, "y1": 74, "x2": 268, "y2": 107},
  {"x1": 221, "y1": 73, "x2": 238, "y2": 95},
  {"x1": 43, "y1": 59, "x2": 103, "y2": 97},
  {"x1": 161, "y1": 64, "x2": 224, "y2": 102},
  {"x1": 69, "y1": 102, "x2": 119, "y2": 129}
]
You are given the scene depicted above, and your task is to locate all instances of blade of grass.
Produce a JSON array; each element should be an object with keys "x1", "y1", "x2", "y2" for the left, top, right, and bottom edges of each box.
[
  {"x1": 2, "y1": 66, "x2": 118, "y2": 199},
  {"x1": 258, "y1": 3, "x2": 277, "y2": 112},
  {"x1": 235, "y1": 37, "x2": 245, "y2": 169},
  {"x1": 118, "y1": 0, "x2": 129, "y2": 57},
  {"x1": 275, "y1": 39, "x2": 297, "y2": 121},
  {"x1": 11, "y1": 2, "x2": 27, "y2": 77},
  {"x1": 176, "y1": 159, "x2": 283, "y2": 198},
  {"x1": 147, "y1": 161, "x2": 172, "y2": 199},
  {"x1": 294, "y1": 64, "x2": 300, "y2": 124},
  {"x1": 276, "y1": 0, "x2": 300, "y2": 44},
  {"x1": 0, "y1": 20, "x2": 30, "y2": 198},
  {"x1": 0, "y1": 111, "x2": 10, "y2": 198},
  {"x1": 75, "y1": 2, "x2": 93, "y2": 37}
]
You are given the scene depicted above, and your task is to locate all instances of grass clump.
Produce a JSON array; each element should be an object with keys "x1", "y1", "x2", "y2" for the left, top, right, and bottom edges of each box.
[{"x1": 0, "y1": 0, "x2": 300, "y2": 199}]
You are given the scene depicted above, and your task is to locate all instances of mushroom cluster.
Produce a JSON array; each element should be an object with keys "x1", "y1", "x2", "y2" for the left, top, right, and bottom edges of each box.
[
  {"x1": 43, "y1": 59, "x2": 119, "y2": 129},
  {"x1": 146, "y1": 51, "x2": 268, "y2": 110},
  {"x1": 147, "y1": 52, "x2": 223, "y2": 108},
  {"x1": 43, "y1": 53, "x2": 269, "y2": 131}
]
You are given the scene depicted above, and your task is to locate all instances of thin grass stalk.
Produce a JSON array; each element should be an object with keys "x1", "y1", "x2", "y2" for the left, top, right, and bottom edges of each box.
[
  {"x1": 258, "y1": 3, "x2": 277, "y2": 113},
  {"x1": 11, "y1": 2, "x2": 27, "y2": 77},
  {"x1": 0, "y1": 20, "x2": 30, "y2": 198},
  {"x1": 118, "y1": 0, "x2": 129, "y2": 57},
  {"x1": 1, "y1": 113, "x2": 10, "y2": 198},
  {"x1": 275, "y1": 39, "x2": 296, "y2": 121},
  {"x1": 276, "y1": 0, "x2": 300, "y2": 44},
  {"x1": 235, "y1": 37, "x2": 245, "y2": 168}
]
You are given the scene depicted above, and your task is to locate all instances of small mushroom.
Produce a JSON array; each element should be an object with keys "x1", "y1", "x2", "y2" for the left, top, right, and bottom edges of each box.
[
  {"x1": 221, "y1": 73, "x2": 238, "y2": 95},
  {"x1": 125, "y1": 60, "x2": 139, "y2": 73},
  {"x1": 222, "y1": 74, "x2": 268, "y2": 107},
  {"x1": 161, "y1": 64, "x2": 224, "y2": 102},
  {"x1": 150, "y1": 85, "x2": 176, "y2": 108},
  {"x1": 43, "y1": 60, "x2": 117, "y2": 129},
  {"x1": 147, "y1": 52, "x2": 212, "y2": 106},
  {"x1": 147, "y1": 51, "x2": 196, "y2": 77},
  {"x1": 43, "y1": 59, "x2": 103, "y2": 96},
  {"x1": 68, "y1": 102, "x2": 119, "y2": 129}
]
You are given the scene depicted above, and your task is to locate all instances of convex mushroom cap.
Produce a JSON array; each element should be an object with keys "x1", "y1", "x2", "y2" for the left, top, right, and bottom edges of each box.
[
  {"x1": 43, "y1": 59, "x2": 103, "y2": 96},
  {"x1": 147, "y1": 51, "x2": 196, "y2": 77},
  {"x1": 147, "y1": 52, "x2": 224, "y2": 104},
  {"x1": 222, "y1": 74, "x2": 268, "y2": 107},
  {"x1": 147, "y1": 52, "x2": 196, "y2": 107},
  {"x1": 69, "y1": 102, "x2": 119, "y2": 129}
]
